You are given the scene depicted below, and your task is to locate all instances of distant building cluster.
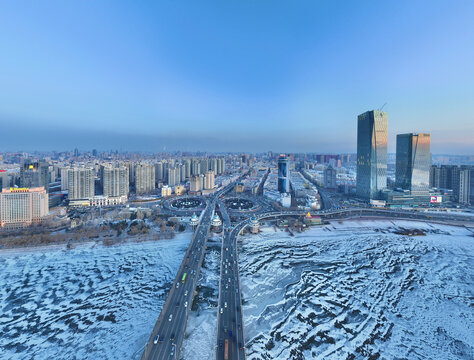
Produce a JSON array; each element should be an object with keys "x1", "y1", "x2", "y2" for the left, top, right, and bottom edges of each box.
[{"x1": 430, "y1": 165, "x2": 473, "y2": 204}]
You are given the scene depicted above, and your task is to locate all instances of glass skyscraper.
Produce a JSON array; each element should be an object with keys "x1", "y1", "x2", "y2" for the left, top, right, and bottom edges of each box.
[
  {"x1": 277, "y1": 155, "x2": 290, "y2": 193},
  {"x1": 395, "y1": 133, "x2": 431, "y2": 194},
  {"x1": 356, "y1": 110, "x2": 388, "y2": 199}
]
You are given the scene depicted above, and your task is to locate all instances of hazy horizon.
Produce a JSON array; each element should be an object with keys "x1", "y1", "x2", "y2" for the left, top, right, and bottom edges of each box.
[{"x1": 1, "y1": 1, "x2": 473, "y2": 154}]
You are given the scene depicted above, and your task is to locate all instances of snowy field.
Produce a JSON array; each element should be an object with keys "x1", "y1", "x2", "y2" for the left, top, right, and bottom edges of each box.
[
  {"x1": 0, "y1": 233, "x2": 190, "y2": 360},
  {"x1": 239, "y1": 220, "x2": 474, "y2": 360}
]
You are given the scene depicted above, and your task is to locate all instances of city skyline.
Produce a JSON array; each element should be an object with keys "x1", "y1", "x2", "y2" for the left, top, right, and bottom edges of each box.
[{"x1": 1, "y1": 1, "x2": 474, "y2": 154}]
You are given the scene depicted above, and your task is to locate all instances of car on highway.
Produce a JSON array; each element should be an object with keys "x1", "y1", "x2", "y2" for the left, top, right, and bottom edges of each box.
[
  {"x1": 176, "y1": 283, "x2": 179, "y2": 288},
  {"x1": 170, "y1": 346, "x2": 175, "y2": 357},
  {"x1": 220, "y1": 307, "x2": 223, "y2": 314},
  {"x1": 184, "y1": 301, "x2": 188, "y2": 308},
  {"x1": 184, "y1": 290, "x2": 188, "y2": 296},
  {"x1": 170, "y1": 333, "x2": 175, "y2": 341},
  {"x1": 153, "y1": 334, "x2": 159, "y2": 344},
  {"x1": 168, "y1": 314, "x2": 173, "y2": 322},
  {"x1": 224, "y1": 302, "x2": 227, "y2": 308}
]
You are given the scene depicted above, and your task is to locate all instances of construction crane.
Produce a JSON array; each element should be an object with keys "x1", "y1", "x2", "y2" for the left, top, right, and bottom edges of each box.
[{"x1": 379, "y1": 102, "x2": 387, "y2": 111}]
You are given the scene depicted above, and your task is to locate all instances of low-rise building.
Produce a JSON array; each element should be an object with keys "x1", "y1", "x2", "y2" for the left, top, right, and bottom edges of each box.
[
  {"x1": 175, "y1": 185, "x2": 185, "y2": 196},
  {"x1": 161, "y1": 185, "x2": 172, "y2": 197}
]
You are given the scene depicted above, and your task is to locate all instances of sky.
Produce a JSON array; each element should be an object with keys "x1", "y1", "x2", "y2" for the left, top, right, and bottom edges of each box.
[{"x1": 0, "y1": 1, "x2": 473, "y2": 154}]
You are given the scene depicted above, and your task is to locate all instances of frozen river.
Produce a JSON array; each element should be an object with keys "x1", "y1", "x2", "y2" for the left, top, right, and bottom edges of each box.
[
  {"x1": 0, "y1": 234, "x2": 190, "y2": 360},
  {"x1": 239, "y1": 220, "x2": 474, "y2": 360},
  {"x1": 1, "y1": 220, "x2": 473, "y2": 360}
]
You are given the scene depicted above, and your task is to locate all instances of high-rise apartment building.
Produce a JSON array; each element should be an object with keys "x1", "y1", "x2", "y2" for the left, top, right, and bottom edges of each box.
[
  {"x1": 429, "y1": 165, "x2": 441, "y2": 188},
  {"x1": 135, "y1": 163, "x2": 155, "y2": 194},
  {"x1": 155, "y1": 162, "x2": 164, "y2": 183},
  {"x1": 356, "y1": 110, "x2": 388, "y2": 199},
  {"x1": 67, "y1": 167, "x2": 95, "y2": 200},
  {"x1": 0, "y1": 187, "x2": 49, "y2": 228},
  {"x1": 458, "y1": 169, "x2": 471, "y2": 204},
  {"x1": 101, "y1": 165, "x2": 129, "y2": 197},
  {"x1": 204, "y1": 171, "x2": 215, "y2": 190},
  {"x1": 324, "y1": 165, "x2": 337, "y2": 189},
  {"x1": 395, "y1": 133, "x2": 431, "y2": 194},
  {"x1": 278, "y1": 155, "x2": 290, "y2": 193},
  {"x1": 179, "y1": 164, "x2": 186, "y2": 183},
  {"x1": 167, "y1": 166, "x2": 183, "y2": 187},
  {"x1": 184, "y1": 159, "x2": 191, "y2": 179},
  {"x1": 200, "y1": 159, "x2": 208, "y2": 175},
  {"x1": 210, "y1": 158, "x2": 218, "y2": 174},
  {"x1": 439, "y1": 165, "x2": 459, "y2": 189},
  {"x1": 20, "y1": 160, "x2": 50, "y2": 191},
  {"x1": 190, "y1": 175, "x2": 201, "y2": 192}
]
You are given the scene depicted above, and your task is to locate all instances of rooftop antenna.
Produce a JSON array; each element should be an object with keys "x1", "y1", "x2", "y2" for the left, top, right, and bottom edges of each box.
[{"x1": 379, "y1": 102, "x2": 387, "y2": 111}]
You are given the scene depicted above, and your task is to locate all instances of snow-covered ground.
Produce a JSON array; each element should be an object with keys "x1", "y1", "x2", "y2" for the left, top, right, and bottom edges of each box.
[
  {"x1": 0, "y1": 233, "x2": 190, "y2": 360},
  {"x1": 180, "y1": 235, "x2": 221, "y2": 360},
  {"x1": 239, "y1": 220, "x2": 474, "y2": 360}
]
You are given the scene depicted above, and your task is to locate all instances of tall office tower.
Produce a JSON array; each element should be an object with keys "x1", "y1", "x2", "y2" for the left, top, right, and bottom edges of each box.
[
  {"x1": 101, "y1": 165, "x2": 129, "y2": 197},
  {"x1": 277, "y1": 155, "x2": 290, "y2": 193},
  {"x1": 192, "y1": 160, "x2": 200, "y2": 176},
  {"x1": 458, "y1": 169, "x2": 471, "y2": 204},
  {"x1": 204, "y1": 171, "x2": 215, "y2": 190},
  {"x1": 168, "y1": 167, "x2": 177, "y2": 187},
  {"x1": 0, "y1": 187, "x2": 49, "y2": 228},
  {"x1": 217, "y1": 158, "x2": 222, "y2": 174},
  {"x1": 135, "y1": 163, "x2": 155, "y2": 194},
  {"x1": 20, "y1": 160, "x2": 50, "y2": 191},
  {"x1": 395, "y1": 133, "x2": 431, "y2": 194},
  {"x1": 155, "y1": 162, "x2": 164, "y2": 183},
  {"x1": 67, "y1": 167, "x2": 95, "y2": 200},
  {"x1": 190, "y1": 175, "x2": 201, "y2": 192},
  {"x1": 200, "y1": 159, "x2": 208, "y2": 175},
  {"x1": 184, "y1": 159, "x2": 191, "y2": 179},
  {"x1": 210, "y1": 158, "x2": 218, "y2": 174},
  {"x1": 356, "y1": 110, "x2": 388, "y2": 199},
  {"x1": 180, "y1": 164, "x2": 186, "y2": 183},
  {"x1": 324, "y1": 165, "x2": 337, "y2": 189}
]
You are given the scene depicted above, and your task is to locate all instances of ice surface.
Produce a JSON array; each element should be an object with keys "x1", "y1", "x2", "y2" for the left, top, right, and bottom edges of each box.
[
  {"x1": 0, "y1": 233, "x2": 190, "y2": 360},
  {"x1": 239, "y1": 220, "x2": 474, "y2": 360}
]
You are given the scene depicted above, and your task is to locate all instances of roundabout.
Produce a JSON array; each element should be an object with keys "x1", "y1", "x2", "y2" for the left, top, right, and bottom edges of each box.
[
  {"x1": 164, "y1": 196, "x2": 206, "y2": 212},
  {"x1": 223, "y1": 197, "x2": 259, "y2": 212}
]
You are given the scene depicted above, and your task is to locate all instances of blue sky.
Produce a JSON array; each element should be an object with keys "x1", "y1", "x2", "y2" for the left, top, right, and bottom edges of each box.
[{"x1": 1, "y1": 1, "x2": 473, "y2": 153}]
